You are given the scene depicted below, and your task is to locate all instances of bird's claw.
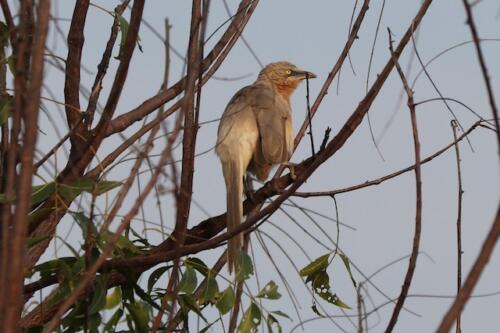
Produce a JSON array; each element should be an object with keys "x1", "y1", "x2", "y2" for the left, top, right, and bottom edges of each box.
[
  {"x1": 244, "y1": 175, "x2": 257, "y2": 203},
  {"x1": 282, "y1": 162, "x2": 297, "y2": 180}
]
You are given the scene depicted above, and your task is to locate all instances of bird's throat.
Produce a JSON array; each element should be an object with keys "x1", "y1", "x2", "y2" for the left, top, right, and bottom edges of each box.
[{"x1": 274, "y1": 81, "x2": 300, "y2": 101}]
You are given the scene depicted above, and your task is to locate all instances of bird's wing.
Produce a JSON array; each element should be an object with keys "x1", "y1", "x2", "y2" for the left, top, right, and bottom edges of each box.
[
  {"x1": 216, "y1": 86, "x2": 258, "y2": 151},
  {"x1": 251, "y1": 85, "x2": 291, "y2": 165}
]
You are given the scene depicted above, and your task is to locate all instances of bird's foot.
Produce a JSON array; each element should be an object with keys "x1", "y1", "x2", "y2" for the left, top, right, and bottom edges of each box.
[
  {"x1": 244, "y1": 175, "x2": 257, "y2": 203},
  {"x1": 282, "y1": 161, "x2": 297, "y2": 180}
]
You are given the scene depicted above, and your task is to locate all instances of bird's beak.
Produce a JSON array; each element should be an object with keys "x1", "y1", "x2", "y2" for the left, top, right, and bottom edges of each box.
[{"x1": 292, "y1": 69, "x2": 317, "y2": 80}]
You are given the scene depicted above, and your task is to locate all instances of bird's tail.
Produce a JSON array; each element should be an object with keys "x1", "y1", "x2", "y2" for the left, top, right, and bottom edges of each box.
[{"x1": 223, "y1": 159, "x2": 244, "y2": 274}]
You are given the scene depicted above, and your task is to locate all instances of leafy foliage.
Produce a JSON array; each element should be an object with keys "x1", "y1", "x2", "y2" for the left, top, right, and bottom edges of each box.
[{"x1": 299, "y1": 252, "x2": 355, "y2": 312}]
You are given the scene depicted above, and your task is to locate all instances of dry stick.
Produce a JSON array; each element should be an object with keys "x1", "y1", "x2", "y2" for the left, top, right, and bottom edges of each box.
[
  {"x1": 305, "y1": 75, "x2": 315, "y2": 156},
  {"x1": 451, "y1": 120, "x2": 463, "y2": 333},
  {"x1": 3, "y1": 1, "x2": 50, "y2": 331},
  {"x1": 436, "y1": 204, "x2": 500, "y2": 332},
  {"x1": 384, "y1": 28, "x2": 423, "y2": 333},
  {"x1": 0, "y1": 0, "x2": 15, "y2": 44},
  {"x1": 0, "y1": 31, "x2": 8, "y2": 321},
  {"x1": 154, "y1": 1, "x2": 208, "y2": 330},
  {"x1": 228, "y1": 237, "x2": 250, "y2": 333},
  {"x1": 410, "y1": 30, "x2": 473, "y2": 150},
  {"x1": 161, "y1": 1, "x2": 203, "y2": 330},
  {"x1": 1, "y1": 0, "x2": 32, "y2": 291},
  {"x1": 357, "y1": 284, "x2": 364, "y2": 333},
  {"x1": 461, "y1": 0, "x2": 500, "y2": 152},
  {"x1": 293, "y1": 120, "x2": 481, "y2": 198},
  {"x1": 365, "y1": 0, "x2": 387, "y2": 161},
  {"x1": 85, "y1": 1, "x2": 129, "y2": 127},
  {"x1": 64, "y1": 0, "x2": 89, "y2": 144}
]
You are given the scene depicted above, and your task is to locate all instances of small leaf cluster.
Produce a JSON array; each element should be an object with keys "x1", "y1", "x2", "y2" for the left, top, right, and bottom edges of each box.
[{"x1": 299, "y1": 252, "x2": 356, "y2": 314}]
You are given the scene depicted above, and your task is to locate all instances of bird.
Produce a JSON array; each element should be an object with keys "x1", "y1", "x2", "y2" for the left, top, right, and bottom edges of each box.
[{"x1": 216, "y1": 61, "x2": 316, "y2": 273}]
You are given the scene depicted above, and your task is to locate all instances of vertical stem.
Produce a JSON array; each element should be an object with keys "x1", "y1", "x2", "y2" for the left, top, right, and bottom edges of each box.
[
  {"x1": 305, "y1": 75, "x2": 315, "y2": 156},
  {"x1": 3, "y1": 0, "x2": 50, "y2": 331},
  {"x1": 162, "y1": 0, "x2": 203, "y2": 328},
  {"x1": 461, "y1": 0, "x2": 500, "y2": 153},
  {"x1": 451, "y1": 120, "x2": 463, "y2": 333},
  {"x1": 385, "y1": 30, "x2": 423, "y2": 332}
]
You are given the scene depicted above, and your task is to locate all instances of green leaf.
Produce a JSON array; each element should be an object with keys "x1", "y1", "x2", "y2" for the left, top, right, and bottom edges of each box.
[
  {"x1": 147, "y1": 266, "x2": 171, "y2": 293},
  {"x1": 28, "y1": 207, "x2": 55, "y2": 224},
  {"x1": 0, "y1": 180, "x2": 55, "y2": 205},
  {"x1": 100, "y1": 230, "x2": 141, "y2": 256},
  {"x1": 105, "y1": 287, "x2": 122, "y2": 310},
  {"x1": 31, "y1": 182, "x2": 56, "y2": 205},
  {"x1": 200, "y1": 272, "x2": 219, "y2": 304},
  {"x1": 95, "y1": 180, "x2": 122, "y2": 194},
  {"x1": 299, "y1": 253, "x2": 330, "y2": 278},
  {"x1": 271, "y1": 310, "x2": 291, "y2": 320},
  {"x1": 88, "y1": 275, "x2": 107, "y2": 315},
  {"x1": 312, "y1": 271, "x2": 351, "y2": 309},
  {"x1": 32, "y1": 257, "x2": 76, "y2": 279},
  {"x1": 339, "y1": 253, "x2": 357, "y2": 287},
  {"x1": 332, "y1": 296, "x2": 351, "y2": 309},
  {"x1": 185, "y1": 257, "x2": 209, "y2": 276},
  {"x1": 134, "y1": 283, "x2": 161, "y2": 311},
  {"x1": 126, "y1": 302, "x2": 149, "y2": 333},
  {"x1": 26, "y1": 235, "x2": 50, "y2": 248},
  {"x1": 267, "y1": 314, "x2": 283, "y2": 333},
  {"x1": 179, "y1": 294, "x2": 207, "y2": 322},
  {"x1": 238, "y1": 302, "x2": 261, "y2": 333},
  {"x1": 6, "y1": 55, "x2": 14, "y2": 76},
  {"x1": 104, "y1": 308, "x2": 123, "y2": 332},
  {"x1": 72, "y1": 211, "x2": 98, "y2": 240},
  {"x1": 59, "y1": 259, "x2": 76, "y2": 290},
  {"x1": 115, "y1": 12, "x2": 129, "y2": 60},
  {"x1": 215, "y1": 286, "x2": 235, "y2": 315},
  {"x1": 256, "y1": 280, "x2": 281, "y2": 300},
  {"x1": 178, "y1": 266, "x2": 197, "y2": 294},
  {"x1": 0, "y1": 95, "x2": 11, "y2": 126},
  {"x1": 59, "y1": 179, "x2": 122, "y2": 202},
  {"x1": 311, "y1": 303, "x2": 323, "y2": 317},
  {"x1": 236, "y1": 251, "x2": 254, "y2": 282}
]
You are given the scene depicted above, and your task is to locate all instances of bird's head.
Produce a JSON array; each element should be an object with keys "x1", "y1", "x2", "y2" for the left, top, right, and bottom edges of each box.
[{"x1": 257, "y1": 61, "x2": 316, "y2": 98}]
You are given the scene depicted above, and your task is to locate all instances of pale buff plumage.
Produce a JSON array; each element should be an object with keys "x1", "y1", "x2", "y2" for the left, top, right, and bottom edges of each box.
[{"x1": 216, "y1": 61, "x2": 316, "y2": 273}]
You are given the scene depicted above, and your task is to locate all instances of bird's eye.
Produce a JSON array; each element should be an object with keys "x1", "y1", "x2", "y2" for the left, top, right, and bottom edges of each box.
[{"x1": 285, "y1": 69, "x2": 292, "y2": 75}]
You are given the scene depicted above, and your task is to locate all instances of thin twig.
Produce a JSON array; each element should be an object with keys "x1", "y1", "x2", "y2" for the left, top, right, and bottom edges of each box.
[
  {"x1": 436, "y1": 207, "x2": 500, "y2": 332},
  {"x1": 385, "y1": 28, "x2": 423, "y2": 332},
  {"x1": 461, "y1": 0, "x2": 500, "y2": 152},
  {"x1": 451, "y1": 120, "x2": 463, "y2": 333},
  {"x1": 292, "y1": 120, "x2": 481, "y2": 198},
  {"x1": 3, "y1": 1, "x2": 50, "y2": 330},
  {"x1": 305, "y1": 75, "x2": 315, "y2": 156}
]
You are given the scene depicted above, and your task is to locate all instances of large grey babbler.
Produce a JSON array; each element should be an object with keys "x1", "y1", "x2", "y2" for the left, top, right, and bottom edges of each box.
[{"x1": 216, "y1": 61, "x2": 316, "y2": 273}]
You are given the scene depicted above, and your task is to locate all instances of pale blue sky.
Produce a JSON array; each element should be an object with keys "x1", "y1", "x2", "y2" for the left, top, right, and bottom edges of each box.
[{"x1": 27, "y1": 1, "x2": 500, "y2": 332}]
